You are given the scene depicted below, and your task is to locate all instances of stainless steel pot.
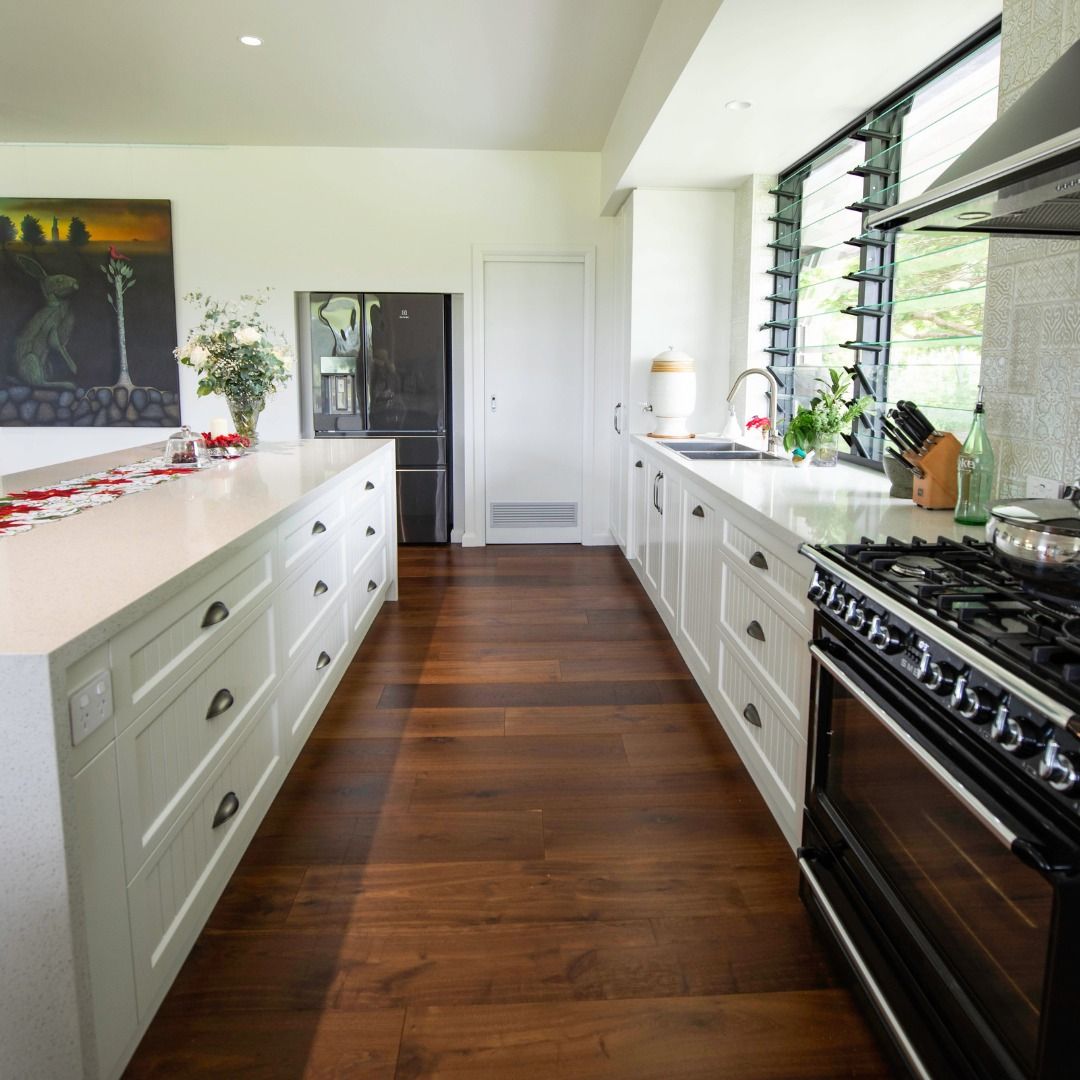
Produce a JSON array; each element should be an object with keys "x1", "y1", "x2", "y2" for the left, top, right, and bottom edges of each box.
[{"x1": 986, "y1": 483, "x2": 1080, "y2": 593}]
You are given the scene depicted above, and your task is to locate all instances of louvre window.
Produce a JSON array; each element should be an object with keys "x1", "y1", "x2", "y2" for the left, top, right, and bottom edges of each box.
[{"x1": 766, "y1": 25, "x2": 1001, "y2": 462}]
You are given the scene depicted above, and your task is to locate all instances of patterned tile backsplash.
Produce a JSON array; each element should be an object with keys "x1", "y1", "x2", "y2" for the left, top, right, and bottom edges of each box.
[{"x1": 985, "y1": 0, "x2": 1080, "y2": 495}]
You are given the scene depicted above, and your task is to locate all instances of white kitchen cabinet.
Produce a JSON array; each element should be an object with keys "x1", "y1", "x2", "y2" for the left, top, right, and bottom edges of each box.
[
  {"x1": 677, "y1": 480, "x2": 717, "y2": 681},
  {"x1": 629, "y1": 450, "x2": 649, "y2": 571},
  {"x1": 0, "y1": 439, "x2": 397, "y2": 1080},
  {"x1": 657, "y1": 467, "x2": 683, "y2": 626},
  {"x1": 643, "y1": 458, "x2": 664, "y2": 597}
]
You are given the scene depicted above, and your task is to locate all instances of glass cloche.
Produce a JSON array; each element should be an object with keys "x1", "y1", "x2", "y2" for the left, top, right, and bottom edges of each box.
[{"x1": 163, "y1": 426, "x2": 213, "y2": 469}]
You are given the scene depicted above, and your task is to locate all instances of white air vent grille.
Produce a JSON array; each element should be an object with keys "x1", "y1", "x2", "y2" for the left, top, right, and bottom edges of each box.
[{"x1": 489, "y1": 502, "x2": 579, "y2": 529}]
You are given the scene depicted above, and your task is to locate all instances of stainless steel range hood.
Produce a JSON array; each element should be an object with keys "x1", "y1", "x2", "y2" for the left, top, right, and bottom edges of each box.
[{"x1": 868, "y1": 39, "x2": 1080, "y2": 236}]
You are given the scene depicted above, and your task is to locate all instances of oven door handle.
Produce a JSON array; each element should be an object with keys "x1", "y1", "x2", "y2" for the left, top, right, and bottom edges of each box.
[
  {"x1": 1011, "y1": 836, "x2": 1079, "y2": 877},
  {"x1": 810, "y1": 642, "x2": 1019, "y2": 852}
]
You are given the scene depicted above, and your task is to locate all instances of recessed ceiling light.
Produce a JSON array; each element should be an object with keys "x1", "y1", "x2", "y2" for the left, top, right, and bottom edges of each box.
[
  {"x1": 239, "y1": 35, "x2": 263, "y2": 47},
  {"x1": 725, "y1": 100, "x2": 752, "y2": 111}
]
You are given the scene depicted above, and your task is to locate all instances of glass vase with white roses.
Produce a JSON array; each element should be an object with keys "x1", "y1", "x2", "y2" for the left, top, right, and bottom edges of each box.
[{"x1": 175, "y1": 289, "x2": 292, "y2": 443}]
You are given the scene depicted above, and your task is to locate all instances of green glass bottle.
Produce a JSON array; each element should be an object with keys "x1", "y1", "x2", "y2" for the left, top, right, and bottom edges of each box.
[{"x1": 954, "y1": 385, "x2": 994, "y2": 525}]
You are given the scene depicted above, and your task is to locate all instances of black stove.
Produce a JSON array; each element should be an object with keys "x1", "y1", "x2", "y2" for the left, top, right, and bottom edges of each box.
[{"x1": 816, "y1": 535, "x2": 1080, "y2": 714}]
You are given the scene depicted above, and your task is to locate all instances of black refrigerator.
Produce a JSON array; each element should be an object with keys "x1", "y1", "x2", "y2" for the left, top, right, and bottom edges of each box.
[{"x1": 301, "y1": 292, "x2": 451, "y2": 543}]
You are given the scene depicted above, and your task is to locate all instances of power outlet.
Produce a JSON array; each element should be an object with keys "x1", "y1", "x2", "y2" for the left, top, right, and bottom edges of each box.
[
  {"x1": 69, "y1": 671, "x2": 114, "y2": 746},
  {"x1": 1026, "y1": 476, "x2": 1064, "y2": 499}
]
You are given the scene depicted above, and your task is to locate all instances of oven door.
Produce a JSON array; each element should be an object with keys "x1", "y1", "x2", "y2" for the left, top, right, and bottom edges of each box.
[{"x1": 803, "y1": 632, "x2": 1076, "y2": 1080}]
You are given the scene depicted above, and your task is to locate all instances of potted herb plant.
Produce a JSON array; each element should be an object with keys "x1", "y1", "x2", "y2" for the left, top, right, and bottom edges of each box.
[{"x1": 782, "y1": 368, "x2": 873, "y2": 467}]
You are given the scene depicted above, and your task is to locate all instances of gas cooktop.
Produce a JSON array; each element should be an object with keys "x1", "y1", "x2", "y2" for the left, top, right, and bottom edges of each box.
[{"x1": 814, "y1": 535, "x2": 1080, "y2": 712}]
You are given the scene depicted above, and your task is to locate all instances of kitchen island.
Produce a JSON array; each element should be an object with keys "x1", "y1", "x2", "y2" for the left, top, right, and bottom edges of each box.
[{"x1": 0, "y1": 438, "x2": 397, "y2": 1080}]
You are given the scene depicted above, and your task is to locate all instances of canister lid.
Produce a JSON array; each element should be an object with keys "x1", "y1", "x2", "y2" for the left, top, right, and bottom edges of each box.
[{"x1": 650, "y1": 347, "x2": 695, "y2": 373}]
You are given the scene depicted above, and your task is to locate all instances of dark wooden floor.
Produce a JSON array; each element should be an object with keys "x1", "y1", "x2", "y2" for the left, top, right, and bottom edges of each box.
[{"x1": 125, "y1": 545, "x2": 894, "y2": 1079}]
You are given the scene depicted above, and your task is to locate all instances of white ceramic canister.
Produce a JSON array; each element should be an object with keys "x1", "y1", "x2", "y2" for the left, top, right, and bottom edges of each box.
[{"x1": 648, "y1": 347, "x2": 696, "y2": 436}]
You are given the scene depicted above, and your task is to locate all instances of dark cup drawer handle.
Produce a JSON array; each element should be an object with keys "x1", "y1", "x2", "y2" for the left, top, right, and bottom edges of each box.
[
  {"x1": 211, "y1": 791, "x2": 240, "y2": 829},
  {"x1": 367, "y1": 579, "x2": 378, "y2": 593},
  {"x1": 205, "y1": 688, "x2": 235, "y2": 721},
  {"x1": 746, "y1": 620, "x2": 766, "y2": 642},
  {"x1": 742, "y1": 703, "x2": 762, "y2": 728},
  {"x1": 634, "y1": 460, "x2": 643, "y2": 468},
  {"x1": 316, "y1": 651, "x2": 332, "y2": 670},
  {"x1": 365, "y1": 480, "x2": 375, "y2": 491},
  {"x1": 313, "y1": 579, "x2": 329, "y2": 597},
  {"x1": 749, "y1": 550, "x2": 769, "y2": 571},
  {"x1": 365, "y1": 525, "x2": 376, "y2": 537},
  {"x1": 692, "y1": 505, "x2": 705, "y2": 518},
  {"x1": 201, "y1": 600, "x2": 230, "y2": 628},
  {"x1": 311, "y1": 520, "x2": 327, "y2": 535}
]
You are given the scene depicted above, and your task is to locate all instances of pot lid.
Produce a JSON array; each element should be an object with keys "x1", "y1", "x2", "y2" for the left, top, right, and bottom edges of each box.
[{"x1": 991, "y1": 497, "x2": 1080, "y2": 536}]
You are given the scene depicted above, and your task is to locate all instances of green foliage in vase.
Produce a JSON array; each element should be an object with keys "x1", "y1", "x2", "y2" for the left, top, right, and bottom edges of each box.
[
  {"x1": 782, "y1": 368, "x2": 874, "y2": 453},
  {"x1": 175, "y1": 289, "x2": 292, "y2": 403}
]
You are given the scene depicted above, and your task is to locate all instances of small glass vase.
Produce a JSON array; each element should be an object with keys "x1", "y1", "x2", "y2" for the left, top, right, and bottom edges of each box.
[
  {"x1": 813, "y1": 432, "x2": 839, "y2": 467},
  {"x1": 227, "y1": 395, "x2": 264, "y2": 444}
]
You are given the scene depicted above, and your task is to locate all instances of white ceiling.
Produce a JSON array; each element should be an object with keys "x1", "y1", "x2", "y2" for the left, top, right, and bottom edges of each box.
[
  {"x1": 618, "y1": 0, "x2": 1003, "y2": 192},
  {"x1": 0, "y1": 0, "x2": 662, "y2": 150}
]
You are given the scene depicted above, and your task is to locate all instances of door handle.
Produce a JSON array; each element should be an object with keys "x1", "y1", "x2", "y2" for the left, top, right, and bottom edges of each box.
[
  {"x1": 652, "y1": 472, "x2": 659, "y2": 512},
  {"x1": 634, "y1": 460, "x2": 643, "y2": 469},
  {"x1": 746, "y1": 620, "x2": 766, "y2": 642},
  {"x1": 367, "y1": 579, "x2": 378, "y2": 592},
  {"x1": 365, "y1": 525, "x2": 376, "y2": 537},
  {"x1": 316, "y1": 650, "x2": 332, "y2": 670},
  {"x1": 656, "y1": 471, "x2": 664, "y2": 515},
  {"x1": 742, "y1": 703, "x2": 762, "y2": 728},
  {"x1": 311, "y1": 519, "x2": 327, "y2": 535},
  {"x1": 205, "y1": 688, "x2": 234, "y2": 721},
  {"x1": 212, "y1": 791, "x2": 240, "y2": 830},
  {"x1": 692, "y1": 505, "x2": 705, "y2": 518},
  {"x1": 365, "y1": 480, "x2": 375, "y2": 490},
  {"x1": 313, "y1": 579, "x2": 329, "y2": 597},
  {"x1": 749, "y1": 550, "x2": 769, "y2": 571},
  {"x1": 490, "y1": 395, "x2": 497, "y2": 413},
  {"x1": 613, "y1": 401, "x2": 622, "y2": 434}
]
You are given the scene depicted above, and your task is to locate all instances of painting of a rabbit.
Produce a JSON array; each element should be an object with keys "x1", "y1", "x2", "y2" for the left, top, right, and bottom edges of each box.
[{"x1": 0, "y1": 196, "x2": 180, "y2": 427}]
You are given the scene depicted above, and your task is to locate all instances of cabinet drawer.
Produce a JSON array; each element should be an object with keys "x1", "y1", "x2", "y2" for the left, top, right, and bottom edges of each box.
[
  {"x1": 343, "y1": 453, "x2": 389, "y2": 510},
  {"x1": 714, "y1": 630, "x2": 806, "y2": 818},
  {"x1": 281, "y1": 597, "x2": 351, "y2": 747},
  {"x1": 717, "y1": 561, "x2": 810, "y2": 720},
  {"x1": 346, "y1": 493, "x2": 387, "y2": 578},
  {"x1": 719, "y1": 517, "x2": 812, "y2": 625},
  {"x1": 117, "y1": 604, "x2": 277, "y2": 875},
  {"x1": 350, "y1": 543, "x2": 388, "y2": 637},
  {"x1": 279, "y1": 489, "x2": 346, "y2": 574},
  {"x1": 281, "y1": 535, "x2": 348, "y2": 664},
  {"x1": 111, "y1": 536, "x2": 275, "y2": 727},
  {"x1": 128, "y1": 701, "x2": 281, "y2": 1013}
]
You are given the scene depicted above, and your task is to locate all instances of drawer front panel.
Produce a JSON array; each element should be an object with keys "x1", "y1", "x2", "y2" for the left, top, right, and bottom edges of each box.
[
  {"x1": 113, "y1": 538, "x2": 275, "y2": 725},
  {"x1": 718, "y1": 562, "x2": 809, "y2": 720},
  {"x1": 128, "y1": 702, "x2": 281, "y2": 1012},
  {"x1": 343, "y1": 453, "x2": 389, "y2": 510},
  {"x1": 720, "y1": 518, "x2": 812, "y2": 625},
  {"x1": 118, "y1": 605, "x2": 277, "y2": 874},
  {"x1": 715, "y1": 632, "x2": 805, "y2": 816},
  {"x1": 346, "y1": 493, "x2": 387, "y2": 578},
  {"x1": 282, "y1": 597, "x2": 350, "y2": 746},
  {"x1": 350, "y1": 543, "x2": 388, "y2": 637},
  {"x1": 280, "y1": 491, "x2": 346, "y2": 573},
  {"x1": 281, "y1": 535, "x2": 348, "y2": 663}
]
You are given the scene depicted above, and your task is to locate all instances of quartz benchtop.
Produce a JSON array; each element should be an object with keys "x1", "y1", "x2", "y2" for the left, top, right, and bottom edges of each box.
[
  {"x1": 638, "y1": 435, "x2": 981, "y2": 551},
  {"x1": 0, "y1": 438, "x2": 393, "y2": 658}
]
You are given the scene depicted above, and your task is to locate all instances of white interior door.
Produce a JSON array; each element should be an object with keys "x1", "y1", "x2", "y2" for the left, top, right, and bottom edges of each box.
[{"x1": 483, "y1": 257, "x2": 585, "y2": 543}]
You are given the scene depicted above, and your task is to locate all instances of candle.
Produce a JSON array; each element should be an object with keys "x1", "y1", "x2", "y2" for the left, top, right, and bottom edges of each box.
[{"x1": 209, "y1": 417, "x2": 229, "y2": 438}]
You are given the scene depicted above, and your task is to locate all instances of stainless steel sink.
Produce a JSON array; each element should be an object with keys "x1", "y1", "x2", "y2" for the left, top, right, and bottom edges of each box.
[
  {"x1": 658, "y1": 439, "x2": 766, "y2": 461},
  {"x1": 658, "y1": 439, "x2": 740, "y2": 452}
]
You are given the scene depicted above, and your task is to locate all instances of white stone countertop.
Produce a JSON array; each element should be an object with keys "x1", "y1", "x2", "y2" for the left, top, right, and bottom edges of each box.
[
  {"x1": 0, "y1": 438, "x2": 392, "y2": 658},
  {"x1": 636, "y1": 434, "x2": 982, "y2": 550}
]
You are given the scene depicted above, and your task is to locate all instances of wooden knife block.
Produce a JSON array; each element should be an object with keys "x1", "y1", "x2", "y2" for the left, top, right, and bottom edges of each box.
[{"x1": 904, "y1": 433, "x2": 962, "y2": 510}]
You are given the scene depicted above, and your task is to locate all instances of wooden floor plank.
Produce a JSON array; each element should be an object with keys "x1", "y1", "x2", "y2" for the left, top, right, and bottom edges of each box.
[{"x1": 124, "y1": 544, "x2": 893, "y2": 1080}]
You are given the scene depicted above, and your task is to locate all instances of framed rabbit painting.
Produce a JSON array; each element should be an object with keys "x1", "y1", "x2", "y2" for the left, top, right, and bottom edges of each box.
[{"x1": 0, "y1": 197, "x2": 180, "y2": 427}]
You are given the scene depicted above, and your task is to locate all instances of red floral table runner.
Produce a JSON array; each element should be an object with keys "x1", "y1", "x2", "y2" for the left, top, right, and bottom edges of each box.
[{"x1": 0, "y1": 459, "x2": 199, "y2": 537}]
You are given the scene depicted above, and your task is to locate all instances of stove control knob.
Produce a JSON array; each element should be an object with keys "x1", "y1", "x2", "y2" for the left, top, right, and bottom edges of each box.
[
  {"x1": 826, "y1": 585, "x2": 847, "y2": 615},
  {"x1": 844, "y1": 599, "x2": 867, "y2": 632},
  {"x1": 956, "y1": 685, "x2": 996, "y2": 723},
  {"x1": 868, "y1": 617, "x2": 902, "y2": 654},
  {"x1": 924, "y1": 661, "x2": 956, "y2": 695},
  {"x1": 1038, "y1": 742, "x2": 1080, "y2": 795},
  {"x1": 990, "y1": 707, "x2": 1044, "y2": 757},
  {"x1": 808, "y1": 573, "x2": 828, "y2": 603}
]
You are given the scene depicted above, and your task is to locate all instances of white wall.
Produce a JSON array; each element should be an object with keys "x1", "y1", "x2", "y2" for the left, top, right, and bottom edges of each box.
[
  {"x1": 0, "y1": 144, "x2": 615, "y2": 537},
  {"x1": 627, "y1": 188, "x2": 734, "y2": 435}
]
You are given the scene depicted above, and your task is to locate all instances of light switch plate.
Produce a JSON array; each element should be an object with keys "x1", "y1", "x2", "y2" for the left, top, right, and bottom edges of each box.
[
  {"x1": 69, "y1": 670, "x2": 114, "y2": 746},
  {"x1": 1026, "y1": 476, "x2": 1064, "y2": 499}
]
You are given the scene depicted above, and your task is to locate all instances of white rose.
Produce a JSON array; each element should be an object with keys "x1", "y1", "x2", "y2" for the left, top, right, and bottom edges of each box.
[
  {"x1": 189, "y1": 344, "x2": 210, "y2": 367},
  {"x1": 176, "y1": 339, "x2": 193, "y2": 360},
  {"x1": 236, "y1": 326, "x2": 261, "y2": 346}
]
